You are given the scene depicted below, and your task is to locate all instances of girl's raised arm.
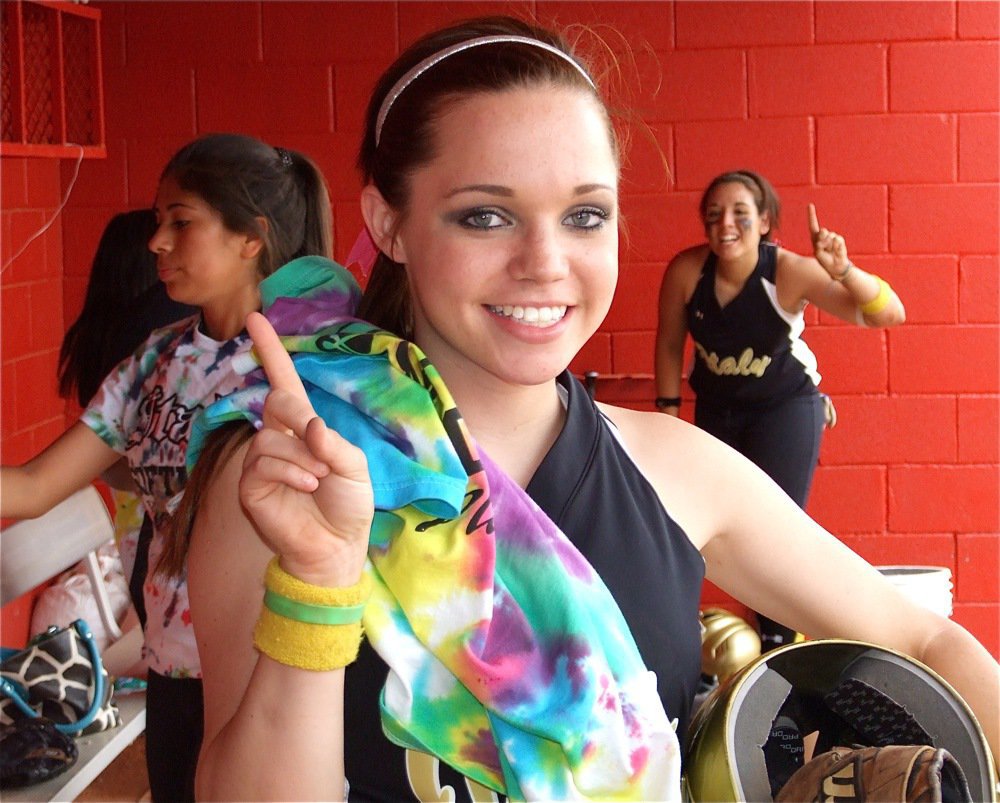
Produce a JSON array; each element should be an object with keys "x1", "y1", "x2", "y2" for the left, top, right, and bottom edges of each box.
[
  {"x1": 190, "y1": 311, "x2": 372, "y2": 801},
  {"x1": 787, "y1": 203, "x2": 905, "y2": 327}
]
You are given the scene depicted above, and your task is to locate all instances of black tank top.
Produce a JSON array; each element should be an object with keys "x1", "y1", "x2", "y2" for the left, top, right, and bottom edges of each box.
[
  {"x1": 687, "y1": 242, "x2": 820, "y2": 408},
  {"x1": 344, "y1": 372, "x2": 705, "y2": 801}
]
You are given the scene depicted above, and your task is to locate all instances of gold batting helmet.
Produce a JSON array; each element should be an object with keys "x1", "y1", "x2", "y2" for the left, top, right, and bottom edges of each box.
[{"x1": 683, "y1": 639, "x2": 996, "y2": 802}]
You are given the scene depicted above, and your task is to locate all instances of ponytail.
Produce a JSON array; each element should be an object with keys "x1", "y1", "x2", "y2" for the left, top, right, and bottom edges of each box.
[
  {"x1": 356, "y1": 254, "x2": 413, "y2": 340},
  {"x1": 161, "y1": 133, "x2": 334, "y2": 278},
  {"x1": 287, "y1": 149, "x2": 334, "y2": 265}
]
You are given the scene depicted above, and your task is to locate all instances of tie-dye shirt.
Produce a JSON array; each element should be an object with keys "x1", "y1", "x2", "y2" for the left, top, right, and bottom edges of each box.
[{"x1": 82, "y1": 316, "x2": 248, "y2": 677}]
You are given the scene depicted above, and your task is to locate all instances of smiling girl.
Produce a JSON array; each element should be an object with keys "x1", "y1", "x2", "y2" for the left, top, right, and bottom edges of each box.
[
  {"x1": 655, "y1": 170, "x2": 905, "y2": 651},
  {"x1": 0, "y1": 132, "x2": 332, "y2": 801},
  {"x1": 180, "y1": 20, "x2": 993, "y2": 803}
]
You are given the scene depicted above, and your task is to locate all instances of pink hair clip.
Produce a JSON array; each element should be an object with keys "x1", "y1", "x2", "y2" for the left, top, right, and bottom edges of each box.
[{"x1": 345, "y1": 227, "x2": 380, "y2": 280}]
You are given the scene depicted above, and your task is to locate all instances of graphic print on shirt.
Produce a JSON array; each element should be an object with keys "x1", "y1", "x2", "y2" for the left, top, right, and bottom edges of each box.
[
  {"x1": 685, "y1": 242, "x2": 820, "y2": 406},
  {"x1": 82, "y1": 317, "x2": 248, "y2": 677},
  {"x1": 405, "y1": 750, "x2": 500, "y2": 803},
  {"x1": 692, "y1": 343, "x2": 773, "y2": 378},
  {"x1": 127, "y1": 386, "x2": 200, "y2": 454}
]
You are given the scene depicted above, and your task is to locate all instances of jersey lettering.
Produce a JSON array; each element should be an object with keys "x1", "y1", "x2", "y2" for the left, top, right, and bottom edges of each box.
[
  {"x1": 693, "y1": 343, "x2": 772, "y2": 378},
  {"x1": 405, "y1": 749, "x2": 499, "y2": 803}
]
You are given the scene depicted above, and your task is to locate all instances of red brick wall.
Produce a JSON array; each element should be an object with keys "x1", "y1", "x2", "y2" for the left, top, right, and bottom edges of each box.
[
  {"x1": 2, "y1": 1, "x2": 996, "y2": 652},
  {"x1": 1, "y1": 157, "x2": 70, "y2": 641}
]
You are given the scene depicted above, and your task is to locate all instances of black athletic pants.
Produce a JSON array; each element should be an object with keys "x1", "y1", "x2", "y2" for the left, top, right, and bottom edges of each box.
[
  {"x1": 695, "y1": 392, "x2": 825, "y2": 650},
  {"x1": 131, "y1": 516, "x2": 203, "y2": 802}
]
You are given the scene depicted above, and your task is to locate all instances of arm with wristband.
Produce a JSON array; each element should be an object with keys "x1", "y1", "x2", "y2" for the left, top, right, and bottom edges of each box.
[
  {"x1": 804, "y1": 203, "x2": 905, "y2": 328},
  {"x1": 188, "y1": 312, "x2": 374, "y2": 801}
]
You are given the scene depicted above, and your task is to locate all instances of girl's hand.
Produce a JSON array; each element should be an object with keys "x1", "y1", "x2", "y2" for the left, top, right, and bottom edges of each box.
[
  {"x1": 808, "y1": 203, "x2": 851, "y2": 278},
  {"x1": 238, "y1": 312, "x2": 374, "y2": 587}
]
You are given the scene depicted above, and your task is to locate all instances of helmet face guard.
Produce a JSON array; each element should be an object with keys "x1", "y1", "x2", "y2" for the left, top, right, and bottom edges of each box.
[{"x1": 684, "y1": 639, "x2": 996, "y2": 802}]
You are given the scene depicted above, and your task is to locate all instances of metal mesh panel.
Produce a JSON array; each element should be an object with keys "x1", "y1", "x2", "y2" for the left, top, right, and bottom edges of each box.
[
  {"x1": 1, "y1": 4, "x2": 22, "y2": 143},
  {"x1": 1, "y1": 1, "x2": 103, "y2": 157},
  {"x1": 63, "y1": 13, "x2": 97, "y2": 145},
  {"x1": 22, "y1": 2, "x2": 57, "y2": 144}
]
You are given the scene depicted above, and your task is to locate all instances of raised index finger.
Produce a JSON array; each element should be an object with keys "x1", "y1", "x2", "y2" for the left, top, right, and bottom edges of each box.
[
  {"x1": 246, "y1": 311, "x2": 308, "y2": 402},
  {"x1": 807, "y1": 203, "x2": 821, "y2": 237}
]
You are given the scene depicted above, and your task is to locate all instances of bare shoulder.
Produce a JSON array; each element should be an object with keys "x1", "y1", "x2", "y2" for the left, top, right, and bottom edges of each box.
[
  {"x1": 665, "y1": 244, "x2": 710, "y2": 279},
  {"x1": 775, "y1": 245, "x2": 826, "y2": 284},
  {"x1": 673, "y1": 242, "x2": 710, "y2": 264},
  {"x1": 774, "y1": 246, "x2": 827, "y2": 307},
  {"x1": 595, "y1": 402, "x2": 760, "y2": 549},
  {"x1": 776, "y1": 245, "x2": 814, "y2": 270},
  {"x1": 599, "y1": 402, "x2": 738, "y2": 471},
  {"x1": 660, "y1": 244, "x2": 710, "y2": 304},
  {"x1": 189, "y1": 435, "x2": 272, "y2": 595}
]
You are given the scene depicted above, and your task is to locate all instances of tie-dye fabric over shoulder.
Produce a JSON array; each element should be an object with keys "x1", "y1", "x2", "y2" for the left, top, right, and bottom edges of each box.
[{"x1": 187, "y1": 256, "x2": 681, "y2": 801}]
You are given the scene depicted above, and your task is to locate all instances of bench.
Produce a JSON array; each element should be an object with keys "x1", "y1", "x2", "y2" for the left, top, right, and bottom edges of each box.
[{"x1": 2, "y1": 486, "x2": 147, "y2": 802}]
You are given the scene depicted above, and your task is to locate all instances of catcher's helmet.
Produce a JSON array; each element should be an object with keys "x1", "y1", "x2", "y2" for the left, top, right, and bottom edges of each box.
[{"x1": 684, "y1": 639, "x2": 996, "y2": 802}]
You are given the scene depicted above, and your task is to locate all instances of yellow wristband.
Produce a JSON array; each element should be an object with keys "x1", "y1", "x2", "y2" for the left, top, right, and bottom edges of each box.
[
  {"x1": 263, "y1": 557, "x2": 371, "y2": 609},
  {"x1": 253, "y1": 558, "x2": 371, "y2": 671},
  {"x1": 254, "y1": 610, "x2": 364, "y2": 671},
  {"x1": 859, "y1": 277, "x2": 892, "y2": 316}
]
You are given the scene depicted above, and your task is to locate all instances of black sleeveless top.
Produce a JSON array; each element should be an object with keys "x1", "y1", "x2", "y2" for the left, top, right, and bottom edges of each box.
[
  {"x1": 344, "y1": 372, "x2": 705, "y2": 801},
  {"x1": 686, "y1": 241, "x2": 820, "y2": 408}
]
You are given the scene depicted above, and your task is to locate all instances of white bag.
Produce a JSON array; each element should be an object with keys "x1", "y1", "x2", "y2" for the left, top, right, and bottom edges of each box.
[{"x1": 30, "y1": 542, "x2": 131, "y2": 650}]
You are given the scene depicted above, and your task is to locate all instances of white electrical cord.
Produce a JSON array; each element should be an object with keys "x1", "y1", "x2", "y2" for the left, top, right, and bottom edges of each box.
[{"x1": 1, "y1": 143, "x2": 84, "y2": 275}]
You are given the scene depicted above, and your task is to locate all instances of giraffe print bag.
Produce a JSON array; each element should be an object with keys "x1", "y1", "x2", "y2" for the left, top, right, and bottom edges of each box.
[{"x1": 0, "y1": 619, "x2": 120, "y2": 735}]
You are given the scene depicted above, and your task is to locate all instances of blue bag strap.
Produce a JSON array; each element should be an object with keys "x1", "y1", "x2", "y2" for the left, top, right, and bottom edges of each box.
[
  {"x1": 62, "y1": 619, "x2": 107, "y2": 734},
  {"x1": 0, "y1": 619, "x2": 107, "y2": 734},
  {"x1": 0, "y1": 676, "x2": 38, "y2": 718}
]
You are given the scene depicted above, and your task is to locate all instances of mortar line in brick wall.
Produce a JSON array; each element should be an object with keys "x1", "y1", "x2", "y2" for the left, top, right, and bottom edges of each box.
[
  {"x1": 119, "y1": 1, "x2": 130, "y2": 67},
  {"x1": 884, "y1": 324, "x2": 892, "y2": 397},
  {"x1": 953, "y1": 392, "x2": 961, "y2": 465},
  {"x1": 884, "y1": 183, "x2": 891, "y2": 253},
  {"x1": 809, "y1": 116, "x2": 816, "y2": 184},
  {"x1": 258, "y1": 2, "x2": 265, "y2": 63},
  {"x1": 744, "y1": 50, "x2": 751, "y2": 119},
  {"x1": 951, "y1": 113, "x2": 959, "y2": 181},
  {"x1": 884, "y1": 42, "x2": 892, "y2": 115},
  {"x1": 327, "y1": 65, "x2": 336, "y2": 134},
  {"x1": 122, "y1": 139, "x2": 132, "y2": 206},
  {"x1": 880, "y1": 464, "x2": 890, "y2": 534},
  {"x1": 393, "y1": 2, "x2": 401, "y2": 54},
  {"x1": 190, "y1": 68, "x2": 199, "y2": 136}
]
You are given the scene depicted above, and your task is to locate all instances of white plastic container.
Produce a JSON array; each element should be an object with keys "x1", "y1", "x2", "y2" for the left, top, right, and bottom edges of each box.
[{"x1": 876, "y1": 565, "x2": 953, "y2": 618}]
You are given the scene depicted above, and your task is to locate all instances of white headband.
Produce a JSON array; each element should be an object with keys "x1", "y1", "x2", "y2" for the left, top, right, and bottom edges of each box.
[{"x1": 375, "y1": 34, "x2": 596, "y2": 146}]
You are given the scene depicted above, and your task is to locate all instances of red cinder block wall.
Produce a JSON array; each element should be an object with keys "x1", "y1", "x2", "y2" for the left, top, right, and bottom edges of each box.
[
  {"x1": 2, "y1": 1, "x2": 997, "y2": 654},
  {"x1": 1, "y1": 158, "x2": 70, "y2": 640}
]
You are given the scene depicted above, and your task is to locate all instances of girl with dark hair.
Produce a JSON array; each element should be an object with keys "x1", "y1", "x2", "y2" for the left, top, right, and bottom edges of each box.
[
  {"x1": 58, "y1": 209, "x2": 194, "y2": 407},
  {"x1": 58, "y1": 207, "x2": 195, "y2": 661},
  {"x1": 1, "y1": 133, "x2": 332, "y2": 801},
  {"x1": 655, "y1": 169, "x2": 905, "y2": 651},
  {"x1": 182, "y1": 20, "x2": 992, "y2": 803}
]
